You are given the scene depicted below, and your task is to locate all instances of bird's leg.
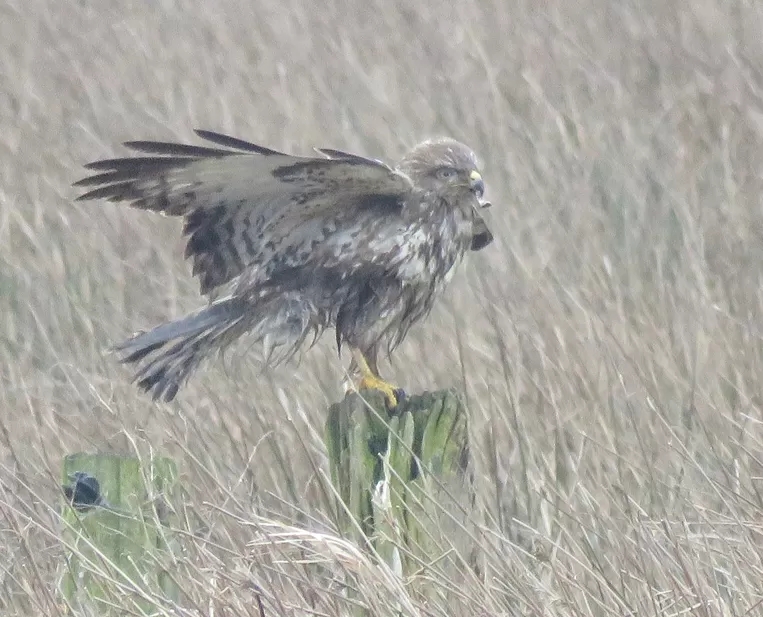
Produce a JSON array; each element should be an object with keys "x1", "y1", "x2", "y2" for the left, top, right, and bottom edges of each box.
[{"x1": 347, "y1": 347, "x2": 402, "y2": 408}]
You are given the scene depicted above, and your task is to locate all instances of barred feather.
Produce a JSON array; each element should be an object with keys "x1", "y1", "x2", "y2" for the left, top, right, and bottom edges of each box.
[{"x1": 115, "y1": 294, "x2": 318, "y2": 401}]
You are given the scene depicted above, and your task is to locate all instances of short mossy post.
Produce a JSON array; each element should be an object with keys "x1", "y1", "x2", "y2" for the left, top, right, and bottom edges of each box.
[
  {"x1": 326, "y1": 389, "x2": 472, "y2": 574},
  {"x1": 59, "y1": 453, "x2": 179, "y2": 615}
]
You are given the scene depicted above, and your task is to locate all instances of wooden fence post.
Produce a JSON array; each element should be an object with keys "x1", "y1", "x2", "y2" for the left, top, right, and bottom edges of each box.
[
  {"x1": 59, "y1": 453, "x2": 179, "y2": 615},
  {"x1": 326, "y1": 389, "x2": 472, "y2": 575}
]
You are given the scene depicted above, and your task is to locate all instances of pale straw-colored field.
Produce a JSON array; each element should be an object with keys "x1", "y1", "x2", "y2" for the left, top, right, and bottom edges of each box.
[{"x1": 2, "y1": 1, "x2": 763, "y2": 615}]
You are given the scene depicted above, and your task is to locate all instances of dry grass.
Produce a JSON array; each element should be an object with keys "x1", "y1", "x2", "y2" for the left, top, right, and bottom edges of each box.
[{"x1": 2, "y1": 0, "x2": 763, "y2": 615}]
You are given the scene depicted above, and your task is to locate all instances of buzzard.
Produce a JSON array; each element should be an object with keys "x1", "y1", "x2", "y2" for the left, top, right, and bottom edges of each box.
[{"x1": 75, "y1": 130, "x2": 493, "y2": 406}]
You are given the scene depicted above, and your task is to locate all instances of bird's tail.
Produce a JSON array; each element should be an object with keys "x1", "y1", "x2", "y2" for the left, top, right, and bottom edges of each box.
[{"x1": 114, "y1": 294, "x2": 317, "y2": 401}]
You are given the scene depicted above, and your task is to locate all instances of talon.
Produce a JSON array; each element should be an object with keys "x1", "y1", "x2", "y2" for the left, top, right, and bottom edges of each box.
[
  {"x1": 357, "y1": 374, "x2": 400, "y2": 408},
  {"x1": 348, "y1": 347, "x2": 402, "y2": 408}
]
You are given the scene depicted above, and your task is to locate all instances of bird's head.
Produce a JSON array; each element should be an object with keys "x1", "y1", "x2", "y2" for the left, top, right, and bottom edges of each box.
[{"x1": 397, "y1": 138, "x2": 487, "y2": 205}]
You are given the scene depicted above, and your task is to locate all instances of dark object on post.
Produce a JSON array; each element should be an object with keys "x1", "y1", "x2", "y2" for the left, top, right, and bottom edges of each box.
[
  {"x1": 59, "y1": 453, "x2": 179, "y2": 615},
  {"x1": 326, "y1": 389, "x2": 473, "y2": 573}
]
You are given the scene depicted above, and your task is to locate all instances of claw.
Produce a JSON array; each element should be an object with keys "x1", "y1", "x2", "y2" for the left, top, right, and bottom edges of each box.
[
  {"x1": 357, "y1": 374, "x2": 401, "y2": 408},
  {"x1": 348, "y1": 347, "x2": 403, "y2": 408}
]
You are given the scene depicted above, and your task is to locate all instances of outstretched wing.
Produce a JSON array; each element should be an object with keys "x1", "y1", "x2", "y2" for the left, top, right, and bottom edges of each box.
[{"x1": 74, "y1": 130, "x2": 414, "y2": 295}]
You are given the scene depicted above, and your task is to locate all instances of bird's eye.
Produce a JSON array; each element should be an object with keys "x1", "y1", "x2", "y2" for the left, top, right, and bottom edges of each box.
[{"x1": 436, "y1": 167, "x2": 457, "y2": 180}]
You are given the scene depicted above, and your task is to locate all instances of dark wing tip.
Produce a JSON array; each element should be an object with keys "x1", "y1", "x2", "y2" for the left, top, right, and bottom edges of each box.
[
  {"x1": 74, "y1": 182, "x2": 142, "y2": 202},
  {"x1": 72, "y1": 169, "x2": 135, "y2": 188},
  {"x1": 123, "y1": 140, "x2": 234, "y2": 157},
  {"x1": 82, "y1": 156, "x2": 194, "y2": 172},
  {"x1": 194, "y1": 129, "x2": 286, "y2": 156}
]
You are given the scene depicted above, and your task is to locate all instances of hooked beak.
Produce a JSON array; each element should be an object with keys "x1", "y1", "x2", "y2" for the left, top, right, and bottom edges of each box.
[{"x1": 469, "y1": 170, "x2": 485, "y2": 199}]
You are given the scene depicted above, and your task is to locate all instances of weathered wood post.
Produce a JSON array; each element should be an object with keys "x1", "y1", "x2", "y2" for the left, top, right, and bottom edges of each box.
[
  {"x1": 59, "y1": 453, "x2": 179, "y2": 615},
  {"x1": 326, "y1": 389, "x2": 472, "y2": 575}
]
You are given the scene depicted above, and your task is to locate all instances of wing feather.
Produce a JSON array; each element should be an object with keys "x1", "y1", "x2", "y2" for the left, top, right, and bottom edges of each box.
[
  {"x1": 122, "y1": 140, "x2": 235, "y2": 157},
  {"x1": 75, "y1": 130, "x2": 414, "y2": 295},
  {"x1": 82, "y1": 157, "x2": 191, "y2": 172},
  {"x1": 315, "y1": 147, "x2": 386, "y2": 167},
  {"x1": 194, "y1": 129, "x2": 286, "y2": 155}
]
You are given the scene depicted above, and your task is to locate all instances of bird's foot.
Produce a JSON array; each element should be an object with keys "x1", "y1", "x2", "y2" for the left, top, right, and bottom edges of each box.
[
  {"x1": 355, "y1": 373, "x2": 403, "y2": 408},
  {"x1": 346, "y1": 347, "x2": 405, "y2": 408}
]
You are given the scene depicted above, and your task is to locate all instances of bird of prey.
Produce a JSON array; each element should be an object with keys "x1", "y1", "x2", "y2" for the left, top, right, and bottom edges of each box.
[{"x1": 75, "y1": 130, "x2": 493, "y2": 406}]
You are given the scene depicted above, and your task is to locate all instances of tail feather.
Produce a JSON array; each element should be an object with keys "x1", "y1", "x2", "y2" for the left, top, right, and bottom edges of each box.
[
  {"x1": 115, "y1": 294, "x2": 317, "y2": 401},
  {"x1": 117, "y1": 306, "x2": 232, "y2": 364}
]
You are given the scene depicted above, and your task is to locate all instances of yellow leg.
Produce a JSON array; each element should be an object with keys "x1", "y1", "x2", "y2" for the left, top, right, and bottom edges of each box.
[{"x1": 349, "y1": 348, "x2": 400, "y2": 407}]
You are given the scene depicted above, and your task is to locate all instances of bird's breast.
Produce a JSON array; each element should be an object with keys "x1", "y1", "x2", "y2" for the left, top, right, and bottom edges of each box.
[{"x1": 398, "y1": 207, "x2": 473, "y2": 286}]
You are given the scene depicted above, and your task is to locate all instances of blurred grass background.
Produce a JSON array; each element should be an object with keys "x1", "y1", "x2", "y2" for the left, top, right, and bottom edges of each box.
[{"x1": 2, "y1": 0, "x2": 763, "y2": 615}]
